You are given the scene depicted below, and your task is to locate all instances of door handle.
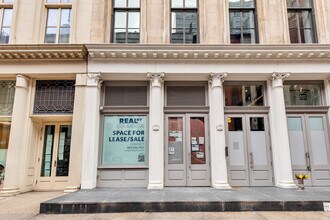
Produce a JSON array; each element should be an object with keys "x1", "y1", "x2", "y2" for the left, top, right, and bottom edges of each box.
[
  {"x1": 306, "y1": 153, "x2": 311, "y2": 171},
  {"x1": 225, "y1": 147, "x2": 229, "y2": 157},
  {"x1": 54, "y1": 160, "x2": 57, "y2": 168},
  {"x1": 249, "y1": 152, "x2": 254, "y2": 169}
]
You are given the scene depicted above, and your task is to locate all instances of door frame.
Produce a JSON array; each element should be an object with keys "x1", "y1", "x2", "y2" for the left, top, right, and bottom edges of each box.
[
  {"x1": 35, "y1": 122, "x2": 72, "y2": 191},
  {"x1": 225, "y1": 113, "x2": 273, "y2": 186},
  {"x1": 164, "y1": 113, "x2": 211, "y2": 186}
]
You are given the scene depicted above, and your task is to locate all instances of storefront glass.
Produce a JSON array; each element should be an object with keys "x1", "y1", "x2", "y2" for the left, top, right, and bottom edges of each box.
[
  {"x1": 284, "y1": 83, "x2": 322, "y2": 106},
  {"x1": 102, "y1": 115, "x2": 147, "y2": 166},
  {"x1": 224, "y1": 85, "x2": 264, "y2": 106}
]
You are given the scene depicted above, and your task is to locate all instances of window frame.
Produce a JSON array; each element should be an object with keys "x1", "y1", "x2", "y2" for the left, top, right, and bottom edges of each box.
[
  {"x1": 228, "y1": 0, "x2": 259, "y2": 44},
  {"x1": 286, "y1": 0, "x2": 317, "y2": 43},
  {"x1": 0, "y1": 0, "x2": 13, "y2": 44},
  {"x1": 44, "y1": 0, "x2": 72, "y2": 44},
  {"x1": 170, "y1": 0, "x2": 199, "y2": 44},
  {"x1": 111, "y1": 0, "x2": 141, "y2": 43}
]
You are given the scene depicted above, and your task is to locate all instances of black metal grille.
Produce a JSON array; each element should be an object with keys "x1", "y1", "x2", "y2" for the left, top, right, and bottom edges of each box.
[
  {"x1": 33, "y1": 80, "x2": 75, "y2": 114},
  {"x1": 0, "y1": 81, "x2": 15, "y2": 116}
]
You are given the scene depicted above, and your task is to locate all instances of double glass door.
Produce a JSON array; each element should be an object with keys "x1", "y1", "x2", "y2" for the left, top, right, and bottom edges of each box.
[
  {"x1": 225, "y1": 114, "x2": 273, "y2": 186},
  {"x1": 36, "y1": 124, "x2": 72, "y2": 190},
  {"x1": 165, "y1": 114, "x2": 210, "y2": 186},
  {"x1": 287, "y1": 114, "x2": 330, "y2": 186}
]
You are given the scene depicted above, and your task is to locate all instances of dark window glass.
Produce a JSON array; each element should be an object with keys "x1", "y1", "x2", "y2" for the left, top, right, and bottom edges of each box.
[
  {"x1": 229, "y1": 0, "x2": 257, "y2": 44},
  {"x1": 34, "y1": 80, "x2": 75, "y2": 114},
  {"x1": 250, "y1": 117, "x2": 265, "y2": 131},
  {"x1": 113, "y1": 0, "x2": 140, "y2": 43},
  {"x1": 225, "y1": 85, "x2": 264, "y2": 106},
  {"x1": 287, "y1": 0, "x2": 315, "y2": 43},
  {"x1": 284, "y1": 83, "x2": 322, "y2": 106},
  {"x1": 228, "y1": 117, "x2": 243, "y2": 131},
  {"x1": 171, "y1": 0, "x2": 198, "y2": 44}
]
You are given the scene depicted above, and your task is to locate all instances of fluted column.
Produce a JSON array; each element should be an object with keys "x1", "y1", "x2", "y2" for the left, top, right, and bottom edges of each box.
[
  {"x1": 209, "y1": 73, "x2": 231, "y2": 189},
  {"x1": 269, "y1": 73, "x2": 296, "y2": 188},
  {"x1": 81, "y1": 73, "x2": 102, "y2": 189},
  {"x1": 0, "y1": 75, "x2": 30, "y2": 196},
  {"x1": 65, "y1": 74, "x2": 87, "y2": 192},
  {"x1": 147, "y1": 73, "x2": 164, "y2": 189}
]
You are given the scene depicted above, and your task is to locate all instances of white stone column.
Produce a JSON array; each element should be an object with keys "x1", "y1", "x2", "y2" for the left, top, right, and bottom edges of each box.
[
  {"x1": 80, "y1": 73, "x2": 102, "y2": 189},
  {"x1": 147, "y1": 73, "x2": 164, "y2": 189},
  {"x1": 0, "y1": 75, "x2": 30, "y2": 196},
  {"x1": 209, "y1": 73, "x2": 231, "y2": 189},
  {"x1": 326, "y1": 77, "x2": 330, "y2": 133},
  {"x1": 269, "y1": 73, "x2": 296, "y2": 188},
  {"x1": 65, "y1": 74, "x2": 87, "y2": 192}
]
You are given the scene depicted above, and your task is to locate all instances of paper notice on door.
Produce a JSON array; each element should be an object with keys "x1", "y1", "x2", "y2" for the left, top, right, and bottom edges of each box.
[
  {"x1": 233, "y1": 142, "x2": 239, "y2": 150},
  {"x1": 169, "y1": 146, "x2": 175, "y2": 155},
  {"x1": 191, "y1": 137, "x2": 197, "y2": 145},
  {"x1": 199, "y1": 137, "x2": 204, "y2": 145},
  {"x1": 192, "y1": 144, "x2": 199, "y2": 152},
  {"x1": 58, "y1": 132, "x2": 66, "y2": 160},
  {"x1": 196, "y1": 152, "x2": 204, "y2": 159},
  {"x1": 176, "y1": 137, "x2": 182, "y2": 142}
]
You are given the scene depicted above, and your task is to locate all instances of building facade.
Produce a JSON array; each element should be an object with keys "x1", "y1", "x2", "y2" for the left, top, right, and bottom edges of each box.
[{"x1": 0, "y1": 0, "x2": 330, "y2": 195}]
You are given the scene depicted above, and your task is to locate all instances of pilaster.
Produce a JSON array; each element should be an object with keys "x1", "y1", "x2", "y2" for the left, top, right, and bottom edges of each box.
[
  {"x1": 147, "y1": 73, "x2": 165, "y2": 189},
  {"x1": 0, "y1": 75, "x2": 30, "y2": 196},
  {"x1": 80, "y1": 73, "x2": 102, "y2": 189},
  {"x1": 209, "y1": 73, "x2": 231, "y2": 189},
  {"x1": 64, "y1": 74, "x2": 87, "y2": 192},
  {"x1": 269, "y1": 72, "x2": 296, "y2": 188}
]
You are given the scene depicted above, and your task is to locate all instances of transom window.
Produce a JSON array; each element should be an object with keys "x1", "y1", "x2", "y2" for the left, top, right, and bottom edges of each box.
[
  {"x1": 33, "y1": 80, "x2": 75, "y2": 114},
  {"x1": 284, "y1": 82, "x2": 322, "y2": 106},
  {"x1": 0, "y1": 80, "x2": 15, "y2": 116},
  {"x1": 287, "y1": 0, "x2": 316, "y2": 43},
  {"x1": 224, "y1": 84, "x2": 265, "y2": 106},
  {"x1": 44, "y1": 0, "x2": 72, "y2": 43},
  {"x1": 171, "y1": 0, "x2": 198, "y2": 44},
  {"x1": 0, "y1": 0, "x2": 13, "y2": 44},
  {"x1": 112, "y1": 0, "x2": 140, "y2": 43},
  {"x1": 229, "y1": 0, "x2": 257, "y2": 44}
]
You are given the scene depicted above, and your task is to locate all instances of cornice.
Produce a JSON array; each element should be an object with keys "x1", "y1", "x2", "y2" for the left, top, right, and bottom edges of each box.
[
  {"x1": 85, "y1": 44, "x2": 330, "y2": 61},
  {"x1": 0, "y1": 44, "x2": 87, "y2": 61}
]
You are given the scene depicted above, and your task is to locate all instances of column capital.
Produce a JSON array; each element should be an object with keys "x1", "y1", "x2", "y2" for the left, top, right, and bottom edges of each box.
[
  {"x1": 271, "y1": 72, "x2": 290, "y2": 88},
  {"x1": 87, "y1": 72, "x2": 102, "y2": 89},
  {"x1": 209, "y1": 73, "x2": 227, "y2": 88},
  {"x1": 147, "y1": 73, "x2": 165, "y2": 87},
  {"x1": 15, "y1": 74, "x2": 30, "y2": 89}
]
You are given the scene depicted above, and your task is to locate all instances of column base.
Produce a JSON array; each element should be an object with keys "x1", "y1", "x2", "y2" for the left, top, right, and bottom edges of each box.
[
  {"x1": 212, "y1": 181, "x2": 231, "y2": 189},
  {"x1": 0, "y1": 187, "x2": 20, "y2": 197},
  {"x1": 64, "y1": 186, "x2": 80, "y2": 193},
  {"x1": 81, "y1": 181, "x2": 96, "y2": 190},
  {"x1": 276, "y1": 181, "x2": 297, "y2": 189},
  {"x1": 148, "y1": 181, "x2": 164, "y2": 189}
]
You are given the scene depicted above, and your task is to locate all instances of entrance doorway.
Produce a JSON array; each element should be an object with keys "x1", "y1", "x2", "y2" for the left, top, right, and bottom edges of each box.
[
  {"x1": 225, "y1": 114, "x2": 273, "y2": 186},
  {"x1": 287, "y1": 114, "x2": 330, "y2": 186},
  {"x1": 164, "y1": 114, "x2": 210, "y2": 186},
  {"x1": 36, "y1": 123, "x2": 72, "y2": 190}
]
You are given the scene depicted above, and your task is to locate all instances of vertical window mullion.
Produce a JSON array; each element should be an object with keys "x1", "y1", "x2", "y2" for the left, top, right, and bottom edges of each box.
[
  {"x1": 126, "y1": 10, "x2": 128, "y2": 42},
  {"x1": 240, "y1": 11, "x2": 243, "y2": 42},
  {"x1": 183, "y1": 11, "x2": 185, "y2": 43},
  {"x1": 57, "y1": 8, "x2": 61, "y2": 43},
  {"x1": 296, "y1": 12, "x2": 301, "y2": 43}
]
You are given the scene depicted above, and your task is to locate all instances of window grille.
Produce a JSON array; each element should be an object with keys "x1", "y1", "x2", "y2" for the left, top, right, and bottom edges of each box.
[
  {"x1": 33, "y1": 80, "x2": 75, "y2": 114},
  {"x1": 0, "y1": 80, "x2": 15, "y2": 116},
  {"x1": 104, "y1": 85, "x2": 148, "y2": 106},
  {"x1": 166, "y1": 86, "x2": 206, "y2": 106}
]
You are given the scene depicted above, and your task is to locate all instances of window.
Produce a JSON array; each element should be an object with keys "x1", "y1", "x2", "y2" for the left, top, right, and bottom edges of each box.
[
  {"x1": 0, "y1": 80, "x2": 15, "y2": 173},
  {"x1": 287, "y1": 0, "x2": 316, "y2": 43},
  {"x1": 229, "y1": 0, "x2": 257, "y2": 44},
  {"x1": 33, "y1": 80, "x2": 75, "y2": 114},
  {"x1": 171, "y1": 0, "x2": 198, "y2": 44},
  {"x1": 0, "y1": 0, "x2": 13, "y2": 44},
  {"x1": 112, "y1": 0, "x2": 140, "y2": 43},
  {"x1": 166, "y1": 85, "x2": 206, "y2": 106},
  {"x1": 44, "y1": 0, "x2": 72, "y2": 43},
  {"x1": 284, "y1": 83, "x2": 322, "y2": 106},
  {"x1": 224, "y1": 84, "x2": 264, "y2": 106}
]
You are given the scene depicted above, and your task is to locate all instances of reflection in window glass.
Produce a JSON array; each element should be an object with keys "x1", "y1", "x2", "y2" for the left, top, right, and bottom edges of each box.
[
  {"x1": 229, "y1": 1, "x2": 257, "y2": 44},
  {"x1": 44, "y1": 8, "x2": 71, "y2": 43},
  {"x1": 171, "y1": 12, "x2": 198, "y2": 44},
  {"x1": 0, "y1": 9, "x2": 13, "y2": 44},
  {"x1": 0, "y1": 120, "x2": 11, "y2": 173},
  {"x1": 284, "y1": 84, "x2": 322, "y2": 106},
  {"x1": 250, "y1": 117, "x2": 265, "y2": 131},
  {"x1": 56, "y1": 125, "x2": 72, "y2": 177},
  {"x1": 113, "y1": 1, "x2": 140, "y2": 43},
  {"x1": 41, "y1": 125, "x2": 55, "y2": 177},
  {"x1": 287, "y1": 0, "x2": 311, "y2": 8},
  {"x1": 225, "y1": 85, "x2": 264, "y2": 106}
]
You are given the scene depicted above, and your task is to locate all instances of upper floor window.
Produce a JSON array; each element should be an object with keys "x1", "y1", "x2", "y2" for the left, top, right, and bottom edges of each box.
[
  {"x1": 44, "y1": 0, "x2": 72, "y2": 43},
  {"x1": 171, "y1": 0, "x2": 198, "y2": 44},
  {"x1": 112, "y1": 0, "x2": 140, "y2": 43},
  {"x1": 224, "y1": 83, "x2": 265, "y2": 106},
  {"x1": 229, "y1": 0, "x2": 257, "y2": 44},
  {"x1": 287, "y1": 0, "x2": 316, "y2": 43},
  {"x1": 0, "y1": 0, "x2": 13, "y2": 44}
]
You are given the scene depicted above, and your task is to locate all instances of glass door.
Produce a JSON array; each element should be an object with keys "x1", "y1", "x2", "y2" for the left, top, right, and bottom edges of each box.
[{"x1": 36, "y1": 123, "x2": 72, "y2": 190}]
